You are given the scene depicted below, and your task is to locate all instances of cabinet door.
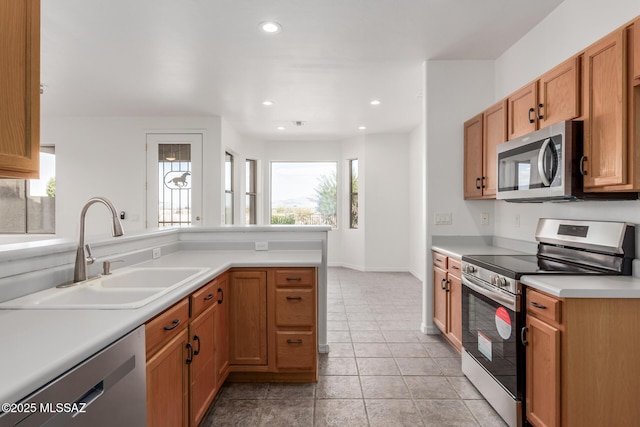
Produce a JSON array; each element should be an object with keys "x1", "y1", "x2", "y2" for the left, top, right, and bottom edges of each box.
[
  {"x1": 526, "y1": 316, "x2": 561, "y2": 427},
  {"x1": 229, "y1": 270, "x2": 268, "y2": 365},
  {"x1": 215, "y1": 274, "x2": 229, "y2": 387},
  {"x1": 583, "y1": 30, "x2": 628, "y2": 189},
  {"x1": 433, "y1": 267, "x2": 447, "y2": 333},
  {"x1": 446, "y1": 274, "x2": 462, "y2": 351},
  {"x1": 508, "y1": 82, "x2": 537, "y2": 140},
  {"x1": 0, "y1": 0, "x2": 40, "y2": 179},
  {"x1": 634, "y1": 18, "x2": 640, "y2": 81},
  {"x1": 483, "y1": 100, "x2": 507, "y2": 197},
  {"x1": 538, "y1": 57, "x2": 580, "y2": 129},
  {"x1": 463, "y1": 113, "x2": 484, "y2": 199},
  {"x1": 190, "y1": 305, "x2": 217, "y2": 427},
  {"x1": 146, "y1": 329, "x2": 189, "y2": 427}
]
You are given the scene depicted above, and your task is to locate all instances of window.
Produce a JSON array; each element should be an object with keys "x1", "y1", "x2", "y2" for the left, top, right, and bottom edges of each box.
[
  {"x1": 349, "y1": 159, "x2": 358, "y2": 229},
  {"x1": 158, "y1": 143, "x2": 192, "y2": 227},
  {"x1": 270, "y1": 162, "x2": 337, "y2": 227},
  {"x1": 225, "y1": 152, "x2": 234, "y2": 224},
  {"x1": 0, "y1": 147, "x2": 55, "y2": 234},
  {"x1": 246, "y1": 159, "x2": 257, "y2": 224}
]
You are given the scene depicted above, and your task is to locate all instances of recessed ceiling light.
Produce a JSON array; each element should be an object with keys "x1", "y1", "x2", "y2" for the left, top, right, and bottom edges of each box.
[
  {"x1": 277, "y1": 126, "x2": 285, "y2": 130},
  {"x1": 260, "y1": 21, "x2": 282, "y2": 34},
  {"x1": 370, "y1": 100, "x2": 381, "y2": 106},
  {"x1": 358, "y1": 126, "x2": 367, "y2": 130},
  {"x1": 262, "y1": 100, "x2": 274, "y2": 106}
]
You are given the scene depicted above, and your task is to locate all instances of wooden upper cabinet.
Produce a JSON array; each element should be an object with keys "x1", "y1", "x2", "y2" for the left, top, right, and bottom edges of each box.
[
  {"x1": 583, "y1": 29, "x2": 628, "y2": 189},
  {"x1": 483, "y1": 100, "x2": 507, "y2": 198},
  {"x1": 463, "y1": 113, "x2": 484, "y2": 199},
  {"x1": 0, "y1": 0, "x2": 40, "y2": 179},
  {"x1": 634, "y1": 18, "x2": 640, "y2": 81},
  {"x1": 507, "y1": 82, "x2": 537, "y2": 139},
  {"x1": 508, "y1": 57, "x2": 580, "y2": 140},
  {"x1": 538, "y1": 57, "x2": 580, "y2": 129}
]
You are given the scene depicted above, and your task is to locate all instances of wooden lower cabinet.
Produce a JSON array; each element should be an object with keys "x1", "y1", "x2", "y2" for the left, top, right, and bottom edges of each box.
[
  {"x1": 525, "y1": 288, "x2": 640, "y2": 427},
  {"x1": 215, "y1": 273, "x2": 230, "y2": 388},
  {"x1": 228, "y1": 270, "x2": 268, "y2": 365},
  {"x1": 189, "y1": 304, "x2": 217, "y2": 427},
  {"x1": 432, "y1": 252, "x2": 462, "y2": 351},
  {"x1": 146, "y1": 328, "x2": 190, "y2": 427}
]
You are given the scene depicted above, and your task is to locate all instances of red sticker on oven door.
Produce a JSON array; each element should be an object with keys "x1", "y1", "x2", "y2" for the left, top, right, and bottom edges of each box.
[{"x1": 495, "y1": 307, "x2": 512, "y2": 339}]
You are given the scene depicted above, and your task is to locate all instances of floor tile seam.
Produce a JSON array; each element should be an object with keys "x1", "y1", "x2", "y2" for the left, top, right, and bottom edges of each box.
[{"x1": 461, "y1": 398, "x2": 490, "y2": 427}]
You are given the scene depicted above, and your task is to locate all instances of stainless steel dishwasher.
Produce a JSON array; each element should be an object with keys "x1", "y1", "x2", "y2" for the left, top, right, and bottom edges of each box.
[{"x1": 0, "y1": 326, "x2": 146, "y2": 427}]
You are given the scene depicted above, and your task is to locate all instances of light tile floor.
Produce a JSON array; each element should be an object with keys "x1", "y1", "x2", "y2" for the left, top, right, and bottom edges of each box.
[{"x1": 201, "y1": 267, "x2": 507, "y2": 426}]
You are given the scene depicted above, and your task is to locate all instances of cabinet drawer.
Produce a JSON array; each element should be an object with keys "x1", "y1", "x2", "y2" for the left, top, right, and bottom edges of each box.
[
  {"x1": 191, "y1": 278, "x2": 219, "y2": 318},
  {"x1": 527, "y1": 288, "x2": 562, "y2": 325},
  {"x1": 447, "y1": 258, "x2": 462, "y2": 278},
  {"x1": 432, "y1": 252, "x2": 447, "y2": 269},
  {"x1": 274, "y1": 268, "x2": 315, "y2": 287},
  {"x1": 275, "y1": 331, "x2": 315, "y2": 370},
  {"x1": 146, "y1": 298, "x2": 190, "y2": 358},
  {"x1": 275, "y1": 289, "x2": 315, "y2": 327}
]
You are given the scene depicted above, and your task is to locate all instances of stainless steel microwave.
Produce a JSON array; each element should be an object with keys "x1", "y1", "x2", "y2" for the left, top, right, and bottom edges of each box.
[{"x1": 496, "y1": 121, "x2": 583, "y2": 202}]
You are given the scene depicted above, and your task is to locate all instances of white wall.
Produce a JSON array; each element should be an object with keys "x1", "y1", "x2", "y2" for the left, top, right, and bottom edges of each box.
[
  {"x1": 408, "y1": 122, "x2": 425, "y2": 280},
  {"x1": 41, "y1": 116, "x2": 222, "y2": 240},
  {"x1": 363, "y1": 133, "x2": 411, "y2": 271},
  {"x1": 493, "y1": 0, "x2": 640, "y2": 243}
]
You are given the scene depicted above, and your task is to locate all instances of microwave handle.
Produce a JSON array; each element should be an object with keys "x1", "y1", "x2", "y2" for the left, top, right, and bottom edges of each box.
[{"x1": 537, "y1": 138, "x2": 552, "y2": 187}]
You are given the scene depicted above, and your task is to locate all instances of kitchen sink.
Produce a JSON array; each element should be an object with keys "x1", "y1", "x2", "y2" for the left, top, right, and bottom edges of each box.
[
  {"x1": 0, "y1": 267, "x2": 210, "y2": 310},
  {"x1": 100, "y1": 267, "x2": 208, "y2": 289}
]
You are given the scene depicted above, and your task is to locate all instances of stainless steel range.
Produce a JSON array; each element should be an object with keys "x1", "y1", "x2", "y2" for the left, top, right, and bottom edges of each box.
[{"x1": 460, "y1": 218, "x2": 635, "y2": 427}]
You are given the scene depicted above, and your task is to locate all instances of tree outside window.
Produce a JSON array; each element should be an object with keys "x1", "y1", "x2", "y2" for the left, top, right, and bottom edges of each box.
[{"x1": 349, "y1": 159, "x2": 358, "y2": 229}]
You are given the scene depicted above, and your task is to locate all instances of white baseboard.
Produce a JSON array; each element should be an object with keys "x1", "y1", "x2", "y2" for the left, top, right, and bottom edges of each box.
[
  {"x1": 318, "y1": 344, "x2": 330, "y2": 354},
  {"x1": 420, "y1": 322, "x2": 441, "y2": 335}
]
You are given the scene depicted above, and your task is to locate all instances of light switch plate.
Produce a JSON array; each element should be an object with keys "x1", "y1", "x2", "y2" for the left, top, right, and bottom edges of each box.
[
  {"x1": 255, "y1": 241, "x2": 269, "y2": 251},
  {"x1": 434, "y1": 212, "x2": 452, "y2": 225},
  {"x1": 152, "y1": 248, "x2": 161, "y2": 259},
  {"x1": 481, "y1": 212, "x2": 490, "y2": 226}
]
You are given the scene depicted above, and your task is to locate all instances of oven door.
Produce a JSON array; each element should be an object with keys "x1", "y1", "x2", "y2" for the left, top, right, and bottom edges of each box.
[{"x1": 461, "y1": 274, "x2": 522, "y2": 399}]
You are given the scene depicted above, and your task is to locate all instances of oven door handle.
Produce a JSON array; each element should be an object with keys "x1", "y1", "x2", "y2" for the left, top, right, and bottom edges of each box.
[{"x1": 462, "y1": 275, "x2": 516, "y2": 311}]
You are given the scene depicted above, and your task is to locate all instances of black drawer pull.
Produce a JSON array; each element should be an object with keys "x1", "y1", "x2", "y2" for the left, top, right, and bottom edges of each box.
[
  {"x1": 451, "y1": 265, "x2": 459, "y2": 270},
  {"x1": 203, "y1": 294, "x2": 214, "y2": 301},
  {"x1": 530, "y1": 301, "x2": 547, "y2": 310},
  {"x1": 286, "y1": 296, "x2": 303, "y2": 301},
  {"x1": 164, "y1": 319, "x2": 180, "y2": 331},
  {"x1": 287, "y1": 339, "x2": 303, "y2": 344},
  {"x1": 218, "y1": 287, "x2": 224, "y2": 304},
  {"x1": 434, "y1": 258, "x2": 443, "y2": 263},
  {"x1": 286, "y1": 277, "x2": 302, "y2": 281}
]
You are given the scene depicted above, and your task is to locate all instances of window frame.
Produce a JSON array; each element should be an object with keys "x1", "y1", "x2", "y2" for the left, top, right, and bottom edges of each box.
[
  {"x1": 245, "y1": 159, "x2": 257, "y2": 225},
  {"x1": 349, "y1": 159, "x2": 358, "y2": 229},
  {"x1": 224, "y1": 151, "x2": 234, "y2": 224}
]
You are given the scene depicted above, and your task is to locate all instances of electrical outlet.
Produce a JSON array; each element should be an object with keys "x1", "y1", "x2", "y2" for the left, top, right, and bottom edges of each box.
[
  {"x1": 481, "y1": 212, "x2": 490, "y2": 226},
  {"x1": 515, "y1": 214, "x2": 521, "y2": 228},
  {"x1": 255, "y1": 241, "x2": 269, "y2": 251},
  {"x1": 434, "y1": 212, "x2": 452, "y2": 225},
  {"x1": 152, "y1": 247, "x2": 161, "y2": 259}
]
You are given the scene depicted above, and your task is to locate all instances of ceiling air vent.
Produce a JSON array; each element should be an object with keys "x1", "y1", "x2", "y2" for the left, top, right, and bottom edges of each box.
[{"x1": 292, "y1": 121, "x2": 305, "y2": 126}]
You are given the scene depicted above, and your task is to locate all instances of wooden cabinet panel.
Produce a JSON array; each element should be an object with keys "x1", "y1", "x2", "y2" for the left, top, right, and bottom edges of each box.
[
  {"x1": 145, "y1": 298, "x2": 190, "y2": 357},
  {"x1": 229, "y1": 270, "x2": 267, "y2": 365},
  {"x1": 634, "y1": 18, "x2": 640, "y2": 81},
  {"x1": 483, "y1": 100, "x2": 507, "y2": 197},
  {"x1": 508, "y1": 82, "x2": 537, "y2": 140},
  {"x1": 538, "y1": 57, "x2": 580, "y2": 129},
  {"x1": 274, "y1": 268, "x2": 315, "y2": 287},
  {"x1": 191, "y1": 278, "x2": 219, "y2": 318},
  {"x1": 527, "y1": 288, "x2": 562, "y2": 326},
  {"x1": 583, "y1": 29, "x2": 628, "y2": 188},
  {"x1": 146, "y1": 329, "x2": 189, "y2": 427},
  {"x1": 432, "y1": 252, "x2": 447, "y2": 269},
  {"x1": 0, "y1": 0, "x2": 40, "y2": 179},
  {"x1": 446, "y1": 274, "x2": 462, "y2": 351},
  {"x1": 275, "y1": 288, "x2": 315, "y2": 327},
  {"x1": 447, "y1": 258, "x2": 461, "y2": 278},
  {"x1": 215, "y1": 273, "x2": 229, "y2": 387},
  {"x1": 526, "y1": 315, "x2": 561, "y2": 427},
  {"x1": 463, "y1": 113, "x2": 484, "y2": 199},
  {"x1": 275, "y1": 331, "x2": 315, "y2": 370},
  {"x1": 190, "y1": 305, "x2": 217, "y2": 427},
  {"x1": 432, "y1": 266, "x2": 447, "y2": 334}
]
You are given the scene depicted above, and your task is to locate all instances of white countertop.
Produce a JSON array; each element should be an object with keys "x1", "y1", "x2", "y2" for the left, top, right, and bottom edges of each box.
[
  {"x1": 432, "y1": 242, "x2": 640, "y2": 299},
  {"x1": 431, "y1": 244, "x2": 530, "y2": 260},
  {"x1": 0, "y1": 249, "x2": 322, "y2": 405},
  {"x1": 521, "y1": 274, "x2": 640, "y2": 298}
]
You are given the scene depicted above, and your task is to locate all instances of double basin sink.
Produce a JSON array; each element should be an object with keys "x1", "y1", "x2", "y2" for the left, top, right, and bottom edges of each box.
[{"x1": 0, "y1": 267, "x2": 210, "y2": 310}]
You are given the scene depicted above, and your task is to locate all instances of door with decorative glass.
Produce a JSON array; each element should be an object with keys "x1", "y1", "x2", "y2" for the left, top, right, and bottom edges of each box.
[{"x1": 146, "y1": 133, "x2": 203, "y2": 228}]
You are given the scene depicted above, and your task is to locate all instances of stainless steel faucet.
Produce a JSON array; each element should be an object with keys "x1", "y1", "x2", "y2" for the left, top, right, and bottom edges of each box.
[{"x1": 73, "y1": 197, "x2": 124, "y2": 283}]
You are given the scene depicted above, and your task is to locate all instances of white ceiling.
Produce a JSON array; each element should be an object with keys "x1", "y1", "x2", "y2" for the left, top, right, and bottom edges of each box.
[{"x1": 41, "y1": 0, "x2": 564, "y2": 141}]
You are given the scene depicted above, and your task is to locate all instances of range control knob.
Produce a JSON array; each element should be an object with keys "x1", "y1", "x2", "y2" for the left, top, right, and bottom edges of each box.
[
  {"x1": 463, "y1": 265, "x2": 477, "y2": 274},
  {"x1": 496, "y1": 277, "x2": 508, "y2": 288}
]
